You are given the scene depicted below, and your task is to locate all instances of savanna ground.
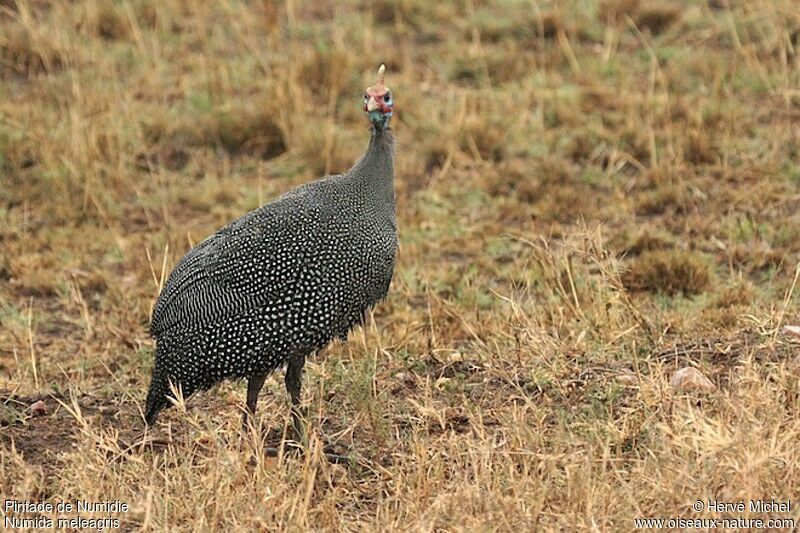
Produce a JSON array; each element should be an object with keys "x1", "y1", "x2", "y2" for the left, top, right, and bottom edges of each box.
[{"x1": 2, "y1": 0, "x2": 800, "y2": 530}]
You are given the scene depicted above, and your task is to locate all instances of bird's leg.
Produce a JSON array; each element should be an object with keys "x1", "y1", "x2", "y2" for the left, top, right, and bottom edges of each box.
[
  {"x1": 282, "y1": 352, "x2": 350, "y2": 465},
  {"x1": 242, "y1": 371, "x2": 268, "y2": 432},
  {"x1": 284, "y1": 352, "x2": 306, "y2": 446}
]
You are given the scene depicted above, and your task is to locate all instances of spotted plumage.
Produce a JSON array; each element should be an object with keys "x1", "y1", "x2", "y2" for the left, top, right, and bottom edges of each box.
[{"x1": 144, "y1": 65, "x2": 396, "y2": 426}]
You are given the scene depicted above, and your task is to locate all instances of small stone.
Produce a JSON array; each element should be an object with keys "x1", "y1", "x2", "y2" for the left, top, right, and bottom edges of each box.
[
  {"x1": 782, "y1": 325, "x2": 800, "y2": 338},
  {"x1": 670, "y1": 367, "x2": 715, "y2": 393},
  {"x1": 30, "y1": 400, "x2": 47, "y2": 416}
]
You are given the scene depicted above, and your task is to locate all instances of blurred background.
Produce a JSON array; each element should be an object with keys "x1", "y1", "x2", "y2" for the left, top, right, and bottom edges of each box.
[{"x1": 2, "y1": 0, "x2": 800, "y2": 529}]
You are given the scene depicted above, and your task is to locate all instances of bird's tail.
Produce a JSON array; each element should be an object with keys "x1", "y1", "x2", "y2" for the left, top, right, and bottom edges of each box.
[{"x1": 144, "y1": 351, "x2": 169, "y2": 425}]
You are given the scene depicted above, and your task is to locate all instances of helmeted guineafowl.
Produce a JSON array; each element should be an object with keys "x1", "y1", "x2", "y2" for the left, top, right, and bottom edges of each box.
[{"x1": 144, "y1": 65, "x2": 397, "y2": 438}]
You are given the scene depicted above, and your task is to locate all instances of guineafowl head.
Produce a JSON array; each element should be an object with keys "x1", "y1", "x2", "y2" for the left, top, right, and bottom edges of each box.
[{"x1": 364, "y1": 64, "x2": 393, "y2": 129}]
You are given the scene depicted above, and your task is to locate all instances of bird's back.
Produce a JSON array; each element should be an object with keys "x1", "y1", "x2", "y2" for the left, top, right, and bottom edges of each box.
[{"x1": 150, "y1": 173, "x2": 396, "y2": 343}]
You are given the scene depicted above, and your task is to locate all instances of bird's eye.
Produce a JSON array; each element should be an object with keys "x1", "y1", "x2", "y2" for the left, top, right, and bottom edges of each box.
[
  {"x1": 384, "y1": 93, "x2": 391, "y2": 103},
  {"x1": 364, "y1": 93, "x2": 369, "y2": 101}
]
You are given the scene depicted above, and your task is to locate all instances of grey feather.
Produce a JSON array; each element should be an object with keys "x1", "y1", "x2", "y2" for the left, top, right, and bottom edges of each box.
[{"x1": 144, "y1": 127, "x2": 396, "y2": 423}]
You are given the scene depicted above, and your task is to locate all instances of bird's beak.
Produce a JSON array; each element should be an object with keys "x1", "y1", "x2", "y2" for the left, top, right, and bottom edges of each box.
[{"x1": 366, "y1": 97, "x2": 379, "y2": 112}]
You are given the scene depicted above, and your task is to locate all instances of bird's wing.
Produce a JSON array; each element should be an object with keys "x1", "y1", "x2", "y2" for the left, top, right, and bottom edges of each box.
[{"x1": 150, "y1": 184, "x2": 334, "y2": 337}]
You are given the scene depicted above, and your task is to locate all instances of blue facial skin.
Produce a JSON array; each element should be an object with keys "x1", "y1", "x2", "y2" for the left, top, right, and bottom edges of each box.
[{"x1": 369, "y1": 109, "x2": 392, "y2": 129}]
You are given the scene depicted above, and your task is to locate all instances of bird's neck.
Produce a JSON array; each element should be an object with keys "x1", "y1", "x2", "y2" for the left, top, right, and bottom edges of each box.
[{"x1": 350, "y1": 126, "x2": 395, "y2": 201}]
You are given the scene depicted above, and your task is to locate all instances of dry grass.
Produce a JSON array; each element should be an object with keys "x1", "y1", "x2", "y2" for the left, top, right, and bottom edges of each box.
[
  {"x1": 2, "y1": 0, "x2": 800, "y2": 530},
  {"x1": 623, "y1": 249, "x2": 712, "y2": 295}
]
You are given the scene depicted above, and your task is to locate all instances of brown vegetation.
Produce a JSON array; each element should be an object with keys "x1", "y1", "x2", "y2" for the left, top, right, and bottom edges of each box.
[{"x1": 2, "y1": 0, "x2": 800, "y2": 530}]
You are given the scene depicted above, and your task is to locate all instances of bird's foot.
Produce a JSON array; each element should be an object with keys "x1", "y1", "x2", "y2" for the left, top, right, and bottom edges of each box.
[
  {"x1": 242, "y1": 418, "x2": 353, "y2": 464},
  {"x1": 263, "y1": 438, "x2": 351, "y2": 465},
  {"x1": 321, "y1": 441, "x2": 352, "y2": 465},
  {"x1": 264, "y1": 432, "x2": 354, "y2": 464}
]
